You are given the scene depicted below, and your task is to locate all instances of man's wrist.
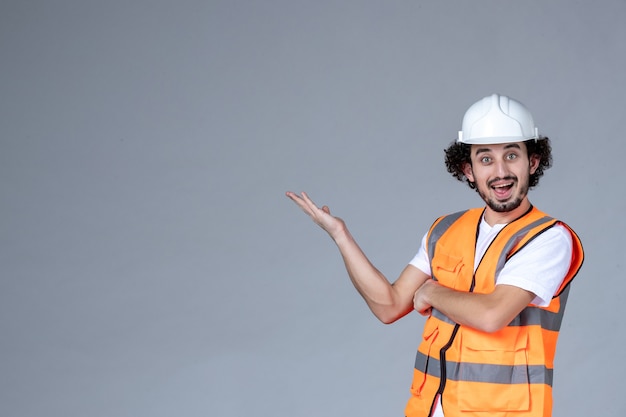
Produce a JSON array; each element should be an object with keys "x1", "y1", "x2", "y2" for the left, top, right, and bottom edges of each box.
[{"x1": 331, "y1": 224, "x2": 351, "y2": 245}]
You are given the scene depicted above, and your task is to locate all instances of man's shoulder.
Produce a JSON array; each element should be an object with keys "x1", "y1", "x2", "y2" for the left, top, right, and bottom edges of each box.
[{"x1": 428, "y1": 208, "x2": 484, "y2": 242}]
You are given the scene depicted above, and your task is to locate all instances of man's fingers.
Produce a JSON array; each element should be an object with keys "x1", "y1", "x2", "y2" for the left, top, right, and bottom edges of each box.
[
  {"x1": 286, "y1": 191, "x2": 325, "y2": 219},
  {"x1": 300, "y1": 193, "x2": 331, "y2": 216},
  {"x1": 289, "y1": 192, "x2": 325, "y2": 213},
  {"x1": 286, "y1": 191, "x2": 313, "y2": 215},
  {"x1": 300, "y1": 191, "x2": 319, "y2": 210}
]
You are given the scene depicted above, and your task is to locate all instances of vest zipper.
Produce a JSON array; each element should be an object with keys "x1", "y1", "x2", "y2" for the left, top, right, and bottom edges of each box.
[{"x1": 430, "y1": 322, "x2": 461, "y2": 416}]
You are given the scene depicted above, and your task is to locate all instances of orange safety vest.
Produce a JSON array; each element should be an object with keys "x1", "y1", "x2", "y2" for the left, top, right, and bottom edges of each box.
[{"x1": 405, "y1": 206, "x2": 584, "y2": 417}]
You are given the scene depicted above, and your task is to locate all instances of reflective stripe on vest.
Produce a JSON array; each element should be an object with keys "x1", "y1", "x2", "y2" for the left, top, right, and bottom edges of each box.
[{"x1": 414, "y1": 350, "x2": 554, "y2": 386}]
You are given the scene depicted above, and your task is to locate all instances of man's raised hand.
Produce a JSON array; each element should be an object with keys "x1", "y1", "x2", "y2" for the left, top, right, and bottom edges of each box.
[{"x1": 285, "y1": 191, "x2": 346, "y2": 240}]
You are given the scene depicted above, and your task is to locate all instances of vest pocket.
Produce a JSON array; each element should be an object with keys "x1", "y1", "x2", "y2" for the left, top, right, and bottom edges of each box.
[
  {"x1": 457, "y1": 328, "x2": 530, "y2": 411},
  {"x1": 431, "y1": 250, "x2": 465, "y2": 290}
]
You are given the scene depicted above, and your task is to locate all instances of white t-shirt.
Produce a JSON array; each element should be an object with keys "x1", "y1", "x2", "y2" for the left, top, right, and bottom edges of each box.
[{"x1": 409, "y1": 217, "x2": 574, "y2": 417}]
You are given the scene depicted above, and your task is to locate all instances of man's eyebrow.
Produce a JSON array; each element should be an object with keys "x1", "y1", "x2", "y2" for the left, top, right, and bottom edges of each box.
[{"x1": 474, "y1": 143, "x2": 522, "y2": 156}]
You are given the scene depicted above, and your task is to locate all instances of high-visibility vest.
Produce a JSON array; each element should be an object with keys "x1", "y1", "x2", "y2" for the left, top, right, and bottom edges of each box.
[{"x1": 405, "y1": 206, "x2": 584, "y2": 417}]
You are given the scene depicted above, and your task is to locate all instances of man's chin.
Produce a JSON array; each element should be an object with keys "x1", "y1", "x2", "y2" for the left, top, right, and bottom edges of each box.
[{"x1": 487, "y1": 198, "x2": 523, "y2": 213}]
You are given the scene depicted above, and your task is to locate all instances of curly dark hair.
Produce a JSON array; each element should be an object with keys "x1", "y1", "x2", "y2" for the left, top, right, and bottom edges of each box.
[{"x1": 444, "y1": 138, "x2": 553, "y2": 190}]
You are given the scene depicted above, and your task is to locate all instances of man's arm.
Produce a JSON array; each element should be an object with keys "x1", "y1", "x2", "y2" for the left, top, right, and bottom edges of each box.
[
  {"x1": 413, "y1": 280, "x2": 535, "y2": 333},
  {"x1": 286, "y1": 191, "x2": 429, "y2": 324}
]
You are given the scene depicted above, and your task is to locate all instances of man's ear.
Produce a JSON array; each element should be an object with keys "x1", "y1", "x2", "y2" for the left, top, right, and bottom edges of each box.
[
  {"x1": 529, "y1": 155, "x2": 540, "y2": 175},
  {"x1": 462, "y1": 162, "x2": 474, "y2": 182}
]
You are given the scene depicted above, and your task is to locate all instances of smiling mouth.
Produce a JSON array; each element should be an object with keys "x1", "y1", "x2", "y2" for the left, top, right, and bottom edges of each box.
[
  {"x1": 492, "y1": 182, "x2": 514, "y2": 190},
  {"x1": 490, "y1": 181, "x2": 515, "y2": 198}
]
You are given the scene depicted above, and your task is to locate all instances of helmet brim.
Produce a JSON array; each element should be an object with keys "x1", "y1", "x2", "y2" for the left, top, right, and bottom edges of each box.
[{"x1": 457, "y1": 135, "x2": 537, "y2": 145}]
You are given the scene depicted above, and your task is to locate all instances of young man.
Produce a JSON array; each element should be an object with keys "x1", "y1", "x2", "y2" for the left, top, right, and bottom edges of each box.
[{"x1": 286, "y1": 93, "x2": 584, "y2": 417}]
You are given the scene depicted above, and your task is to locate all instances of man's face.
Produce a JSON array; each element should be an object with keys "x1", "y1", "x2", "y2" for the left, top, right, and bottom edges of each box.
[{"x1": 463, "y1": 142, "x2": 539, "y2": 214}]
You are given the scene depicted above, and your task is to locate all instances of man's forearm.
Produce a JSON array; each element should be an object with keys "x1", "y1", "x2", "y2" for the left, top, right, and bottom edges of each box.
[
  {"x1": 332, "y1": 227, "x2": 402, "y2": 321},
  {"x1": 417, "y1": 280, "x2": 534, "y2": 333}
]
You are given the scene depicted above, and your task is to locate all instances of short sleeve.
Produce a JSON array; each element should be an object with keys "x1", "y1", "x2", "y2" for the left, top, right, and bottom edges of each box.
[
  {"x1": 496, "y1": 224, "x2": 573, "y2": 307},
  {"x1": 409, "y1": 232, "x2": 432, "y2": 276}
]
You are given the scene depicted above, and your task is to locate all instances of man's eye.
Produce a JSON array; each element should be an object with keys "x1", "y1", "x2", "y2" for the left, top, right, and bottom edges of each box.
[
  {"x1": 481, "y1": 157, "x2": 491, "y2": 163},
  {"x1": 506, "y1": 153, "x2": 518, "y2": 160}
]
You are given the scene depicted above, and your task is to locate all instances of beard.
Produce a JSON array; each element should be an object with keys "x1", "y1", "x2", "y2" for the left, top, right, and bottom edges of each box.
[{"x1": 476, "y1": 175, "x2": 530, "y2": 213}]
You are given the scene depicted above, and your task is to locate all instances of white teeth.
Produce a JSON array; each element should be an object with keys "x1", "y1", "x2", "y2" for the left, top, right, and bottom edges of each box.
[{"x1": 493, "y1": 183, "x2": 513, "y2": 189}]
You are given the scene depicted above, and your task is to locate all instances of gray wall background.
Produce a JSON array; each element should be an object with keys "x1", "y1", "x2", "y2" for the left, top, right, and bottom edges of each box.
[{"x1": 1, "y1": 1, "x2": 624, "y2": 416}]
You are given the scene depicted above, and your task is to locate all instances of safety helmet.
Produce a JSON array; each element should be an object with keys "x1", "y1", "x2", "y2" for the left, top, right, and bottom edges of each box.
[{"x1": 457, "y1": 93, "x2": 539, "y2": 144}]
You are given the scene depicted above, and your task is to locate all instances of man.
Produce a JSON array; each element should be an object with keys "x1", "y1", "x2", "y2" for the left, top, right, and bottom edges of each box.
[{"x1": 286, "y1": 93, "x2": 584, "y2": 417}]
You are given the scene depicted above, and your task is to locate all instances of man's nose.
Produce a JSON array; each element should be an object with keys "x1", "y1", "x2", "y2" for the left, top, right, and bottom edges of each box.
[{"x1": 494, "y1": 160, "x2": 508, "y2": 177}]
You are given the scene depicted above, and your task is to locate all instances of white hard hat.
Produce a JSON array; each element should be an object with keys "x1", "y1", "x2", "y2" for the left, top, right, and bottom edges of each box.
[{"x1": 457, "y1": 93, "x2": 539, "y2": 144}]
